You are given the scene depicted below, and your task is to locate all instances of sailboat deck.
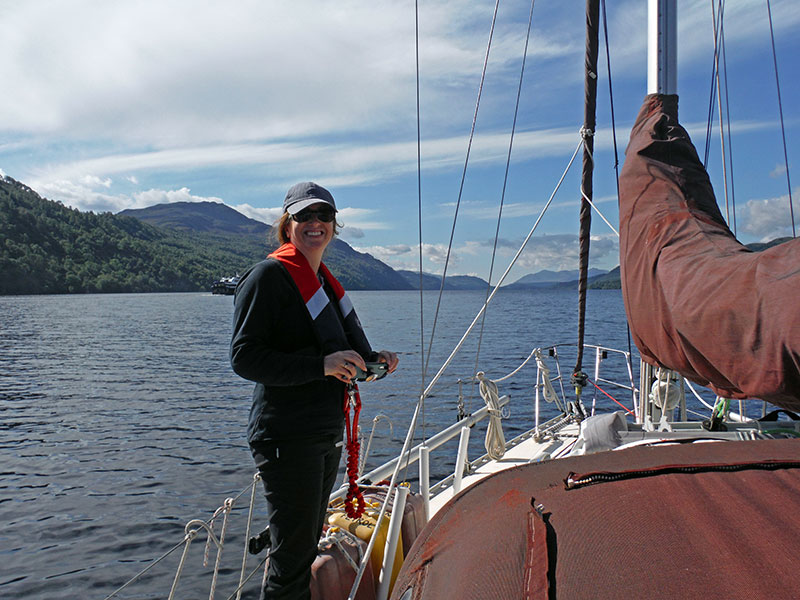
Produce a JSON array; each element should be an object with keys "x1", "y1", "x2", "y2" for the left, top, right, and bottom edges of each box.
[{"x1": 427, "y1": 418, "x2": 799, "y2": 516}]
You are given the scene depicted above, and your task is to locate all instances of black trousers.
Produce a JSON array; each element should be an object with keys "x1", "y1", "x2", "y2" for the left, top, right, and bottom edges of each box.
[{"x1": 251, "y1": 435, "x2": 342, "y2": 600}]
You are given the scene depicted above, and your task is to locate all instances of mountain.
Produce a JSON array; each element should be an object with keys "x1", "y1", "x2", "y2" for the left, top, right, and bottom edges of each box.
[
  {"x1": 0, "y1": 176, "x2": 410, "y2": 294},
  {"x1": 588, "y1": 266, "x2": 621, "y2": 289},
  {"x1": 397, "y1": 270, "x2": 489, "y2": 290},
  {"x1": 506, "y1": 268, "x2": 609, "y2": 290},
  {"x1": 121, "y1": 201, "x2": 411, "y2": 291},
  {"x1": 120, "y1": 201, "x2": 267, "y2": 235}
]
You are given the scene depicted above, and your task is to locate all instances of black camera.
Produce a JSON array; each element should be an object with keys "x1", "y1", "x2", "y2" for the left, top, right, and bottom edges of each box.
[{"x1": 353, "y1": 362, "x2": 389, "y2": 382}]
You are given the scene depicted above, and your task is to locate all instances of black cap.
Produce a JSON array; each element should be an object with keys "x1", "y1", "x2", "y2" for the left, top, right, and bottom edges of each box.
[{"x1": 283, "y1": 181, "x2": 337, "y2": 215}]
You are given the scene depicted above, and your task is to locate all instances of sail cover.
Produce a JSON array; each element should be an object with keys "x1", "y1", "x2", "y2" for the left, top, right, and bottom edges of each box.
[
  {"x1": 619, "y1": 94, "x2": 800, "y2": 408},
  {"x1": 390, "y1": 438, "x2": 800, "y2": 599}
]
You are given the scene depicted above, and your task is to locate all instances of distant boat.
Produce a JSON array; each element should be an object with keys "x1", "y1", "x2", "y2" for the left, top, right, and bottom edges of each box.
[{"x1": 211, "y1": 274, "x2": 240, "y2": 295}]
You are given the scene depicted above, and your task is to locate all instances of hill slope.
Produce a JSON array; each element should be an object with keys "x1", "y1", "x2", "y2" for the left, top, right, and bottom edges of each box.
[
  {"x1": 121, "y1": 201, "x2": 411, "y2": 290},
  {"x1": 0, "y1": 177, "x2": 410, "y2": 294},
  {"x1": 397, "y1": 270, "x2": 488, "y2": 290}
]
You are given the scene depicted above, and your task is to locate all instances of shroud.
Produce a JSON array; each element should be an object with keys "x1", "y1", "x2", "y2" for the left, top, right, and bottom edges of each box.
[{"x1": 619, "y1": 94, "x2": 800, "y2": 408}]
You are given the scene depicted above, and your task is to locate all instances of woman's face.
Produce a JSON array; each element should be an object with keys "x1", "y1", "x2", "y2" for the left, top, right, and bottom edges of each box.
[{"x1": 286, "y1": 202, "x2": 335, "y2": 257}]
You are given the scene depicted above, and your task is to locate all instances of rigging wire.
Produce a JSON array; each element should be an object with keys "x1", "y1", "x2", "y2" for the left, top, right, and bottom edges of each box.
[
  {"x1": 422, "y1": 0, "x2": 501, "y2": 383},
  {"x1": 703, "y1": 0, "x2": 725, "y2": 168},
  {"x1": 600, "y1": 0, "x2": 633, "y2": 363},
  {"x1": 719, "y1": 18, "x2": 738, "y2": 235},
  {"x1": 415, "y1": 0, "x2": 426, "y2": 442},
  {"x1": 765, "y1": 0, "x2": 796, "y2": 237},
  {"x1": 710, "y1": 0, "x2": 733, "y2": 229},
  {"x1": 469, "y1": 0, "x2": 537, "y2": 412}
]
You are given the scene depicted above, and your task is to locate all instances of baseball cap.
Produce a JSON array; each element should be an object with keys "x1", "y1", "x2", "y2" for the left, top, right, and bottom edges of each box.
[{"x1": 283, "y1": 181, "x2": 337, "y2": 215}]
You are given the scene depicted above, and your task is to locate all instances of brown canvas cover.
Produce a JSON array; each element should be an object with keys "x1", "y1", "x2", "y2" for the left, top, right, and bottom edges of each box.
[
  {"x1": 390, "y1": 438, "x2": 800, "y2": 600},
  {"x1": 618, "y1": 94, "x2": 800, "y2": 408}
]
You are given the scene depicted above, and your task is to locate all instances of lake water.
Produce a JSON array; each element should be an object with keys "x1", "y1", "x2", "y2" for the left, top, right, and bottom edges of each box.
[{"x1": 0, "y1": 289, "x2": 634, "y2": 599}]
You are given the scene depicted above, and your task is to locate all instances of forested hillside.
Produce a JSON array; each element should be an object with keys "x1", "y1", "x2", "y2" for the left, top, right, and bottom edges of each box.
[
  {"x1": 0, "y1": 176, "x2": 410, "y2": 294},
  {"x1": 0, "y1": 177, "x2": 268, "y2": 294}
]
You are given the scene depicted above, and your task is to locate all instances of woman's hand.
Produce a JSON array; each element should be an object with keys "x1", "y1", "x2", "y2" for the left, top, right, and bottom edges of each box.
[
  {"x1": 376, "y1": 350, "x2": 399, "y2": 373},
  {"x1": 324, "y1": 350, "x2": 367, "y2": 383}
]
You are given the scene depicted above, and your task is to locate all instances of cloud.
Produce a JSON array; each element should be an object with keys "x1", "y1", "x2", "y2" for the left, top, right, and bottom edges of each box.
[
  {"x1": 770, "y1": 164, "x2": 788, "y2": 179},
  {"x1": 31, "y1": 174, "x2": 227, "y2": 214},
  {"x1": 339, "y1": 227, "x2": 366, "y2": 240},
  {"x1": 739, "y1": 191, "x2": 799, "y2": 239},
  {"x1": 231, "y1": 203, "x2": 282, "y2": 226},
  {"x1": 487, "y1": 233, "x2": 618, "y2": 274}
]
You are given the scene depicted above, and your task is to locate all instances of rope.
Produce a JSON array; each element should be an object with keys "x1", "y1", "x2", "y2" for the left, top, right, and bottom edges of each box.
[
  {"x1": 343, "y1": 383, "x2": 366, "y2": 519},
  {"x1": 476, "y1": 372, "x2": 506, "y2": 460},
  {"x1": 206, "y1": 498, "x2": 234, "y2": 600},
  {"x1": 235, "y1": 473, "x2": 261, "y2": 600},
  {"x1": 494, "y1": 347, "x2": 539, "y2": 382},
  {"x1": 169, "y1": 520, "x2": 223, "y2": 600},
  {"x1": 533, "y1": 349, "x2": 561, "y2": 408},
  {"x1": 102, "y1": 476, "x2": 262, "y2": 600}
]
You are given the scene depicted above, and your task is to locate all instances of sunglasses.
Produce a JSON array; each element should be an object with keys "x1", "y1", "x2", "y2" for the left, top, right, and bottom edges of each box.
[{"x1": 292, "y1": 208, "x2": 336, "y2": 223}]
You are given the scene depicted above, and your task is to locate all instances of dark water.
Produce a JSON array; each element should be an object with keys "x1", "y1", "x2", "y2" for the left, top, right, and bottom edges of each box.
[{"x1": 0, "y1": 289, "x2": 632, "y2": 599}]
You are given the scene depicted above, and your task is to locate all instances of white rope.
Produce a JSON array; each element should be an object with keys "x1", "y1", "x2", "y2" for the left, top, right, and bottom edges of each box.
[
  {"x1": 207, "y1": 498, "x2": 234, "y2": 600},
  {"x1": 236, "y1": 473, "x2": 261, "y2": 600},
  {"x1": 493, "y1": 347, "x2": 538, "y2": 382},
  {"x1": 684, "y1": 379, "x2": 716, "y2": 412},
  {"x1": 476, "y1": 371, "x2": 506, "y2": 460},
  {"x1": 534, "y1": 349, "x2": 560, "y2": 407},
  {"x1": 169, "y1": 520, "x2": 222, "y2": 600}
]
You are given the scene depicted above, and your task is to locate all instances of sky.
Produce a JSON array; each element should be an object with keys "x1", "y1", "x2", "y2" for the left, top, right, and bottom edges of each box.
[{"x1": 0, "y1": 0, "x2": 798, "y2": 281}]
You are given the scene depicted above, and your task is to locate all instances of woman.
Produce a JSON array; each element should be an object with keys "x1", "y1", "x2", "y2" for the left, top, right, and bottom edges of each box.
[{"x1": 230, "y1": 181, "x2": 398, "y2": 599}]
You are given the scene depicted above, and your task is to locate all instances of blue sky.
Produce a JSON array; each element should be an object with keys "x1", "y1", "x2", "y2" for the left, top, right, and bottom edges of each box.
[{"x1": 0, "y1": 0, "x2": 797, "y2": 280}]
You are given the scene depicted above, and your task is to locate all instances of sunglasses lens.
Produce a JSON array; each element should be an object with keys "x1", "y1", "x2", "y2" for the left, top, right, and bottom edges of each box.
[{"x1": 294, "y1": 209, "x2": 334, "y2": 223}]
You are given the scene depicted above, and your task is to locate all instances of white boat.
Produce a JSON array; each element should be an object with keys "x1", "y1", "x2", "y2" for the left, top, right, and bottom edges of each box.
[
  {"x1": 103, "y1": 2, "x2": 800, "y2": 599},
  {"x1": 211, "y1": 275, "x2": 241, "y2": 295}
]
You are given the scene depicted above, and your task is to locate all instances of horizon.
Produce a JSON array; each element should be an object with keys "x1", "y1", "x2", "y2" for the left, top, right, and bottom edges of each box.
[{"x1": 0, "y1": 1, "x2": 797, "y2": 280}]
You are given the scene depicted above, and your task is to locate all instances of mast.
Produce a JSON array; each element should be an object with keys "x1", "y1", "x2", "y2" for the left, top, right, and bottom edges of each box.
[
  {"x1": 648, "y1": 0, "x2": 677, "y2": 95},
  {"x1": 572, "y1": 0, "x2": 599, "y2": 395}
]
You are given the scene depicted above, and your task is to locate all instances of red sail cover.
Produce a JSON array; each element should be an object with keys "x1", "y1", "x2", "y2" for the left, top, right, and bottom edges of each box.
[
  {"x1": 619, "y1": 94, "x2": 800, "y2": 408},
  {"x1": 390, "y1": 438, "x2": 800, "y2": 600}
]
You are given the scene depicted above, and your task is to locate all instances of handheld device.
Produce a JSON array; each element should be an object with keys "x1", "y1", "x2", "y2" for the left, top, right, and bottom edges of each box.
[{"x1": 353, "y1": 362, "x2": 389, "y2": 382}]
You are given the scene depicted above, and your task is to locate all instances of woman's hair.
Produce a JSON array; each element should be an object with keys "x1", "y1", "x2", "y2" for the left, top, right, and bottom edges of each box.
[{"x1": 273, "y1": 211, "x2": 341, "y2": 245}]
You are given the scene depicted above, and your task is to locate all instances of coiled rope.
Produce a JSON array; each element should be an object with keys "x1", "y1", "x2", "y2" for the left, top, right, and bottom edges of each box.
[
  {"x1": 475, "y1": 371, "x2": 506, "y2": 460},
  {"x1": 343, "y1": 383, "x2": 366, "y2": 519}
]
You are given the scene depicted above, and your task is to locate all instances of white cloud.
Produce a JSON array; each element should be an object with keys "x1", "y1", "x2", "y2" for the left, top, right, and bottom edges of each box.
[
  {"x1": 739, "y1": 191, "x2": 799, "y2": 239},
  {"x1": 770, "y1": 164, "x2": 788, "y2": 179},
  {"x1": 232, "y1": 203, "x2": 282, "y2": 226},
  {"x1": 30, "y1": 174, "x2": 226, "y2": 214}
]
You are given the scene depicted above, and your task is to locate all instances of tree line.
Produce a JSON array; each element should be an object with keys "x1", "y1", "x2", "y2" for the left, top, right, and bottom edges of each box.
[{"x1": 0, "y1": 177, "x2": 265, "y2": 295}]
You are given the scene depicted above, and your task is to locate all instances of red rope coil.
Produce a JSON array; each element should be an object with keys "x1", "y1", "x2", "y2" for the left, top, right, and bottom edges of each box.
[{"x1": 343, "y1": 383, "x2": 366, "y2": 519}]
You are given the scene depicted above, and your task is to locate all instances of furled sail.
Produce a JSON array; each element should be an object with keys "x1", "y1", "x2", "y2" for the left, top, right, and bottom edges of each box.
[{"x1": 619, "y1": 94, "x2": 800, "y2": 409}]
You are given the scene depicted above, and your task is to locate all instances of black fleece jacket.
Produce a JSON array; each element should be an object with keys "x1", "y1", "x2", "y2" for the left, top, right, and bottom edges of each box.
[{"x1": 230, "y1": 258, "x2": 374, "y2": 444}]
